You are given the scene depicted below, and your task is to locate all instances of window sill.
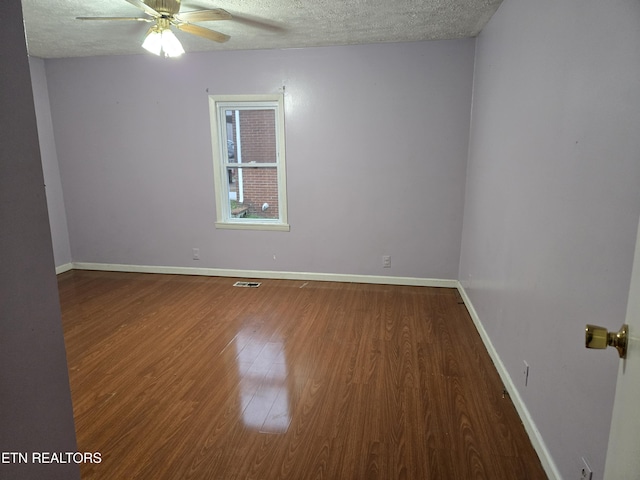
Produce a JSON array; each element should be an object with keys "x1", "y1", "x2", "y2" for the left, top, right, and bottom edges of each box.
[{"x1": 215, "y1": 221, "x2": 290, "y2": 232}]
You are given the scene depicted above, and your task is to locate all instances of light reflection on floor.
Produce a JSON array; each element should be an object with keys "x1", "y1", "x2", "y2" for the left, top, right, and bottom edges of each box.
[{"x1": 235, "y1": 329, "x2": 291, "y2": 433}]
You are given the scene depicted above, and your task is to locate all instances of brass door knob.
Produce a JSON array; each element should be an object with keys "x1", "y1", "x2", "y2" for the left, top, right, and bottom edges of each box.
[{"x1": 585, "y1": 324, "x2": 628, "y2": 359}]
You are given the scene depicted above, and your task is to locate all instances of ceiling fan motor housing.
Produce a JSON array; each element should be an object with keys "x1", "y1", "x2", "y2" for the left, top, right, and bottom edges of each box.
[{"x1": 147, "y1": 0, "x2": 181, "y2": 16}]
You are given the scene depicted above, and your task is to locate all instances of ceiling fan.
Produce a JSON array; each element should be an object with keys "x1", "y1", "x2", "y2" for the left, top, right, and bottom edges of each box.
[{"x1": 77, "y1": 0, "x2": 231, "y2": 57}]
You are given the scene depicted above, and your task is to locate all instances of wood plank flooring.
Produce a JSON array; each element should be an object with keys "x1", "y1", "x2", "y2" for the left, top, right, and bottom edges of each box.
[{"x1": 58, "y1": 270, "x2": 547, "y2": 479}]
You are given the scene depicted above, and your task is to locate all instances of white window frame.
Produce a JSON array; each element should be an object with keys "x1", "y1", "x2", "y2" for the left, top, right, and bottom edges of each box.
[{"x1": 209, "y1": 94, "x2": 289, "y2": 231}]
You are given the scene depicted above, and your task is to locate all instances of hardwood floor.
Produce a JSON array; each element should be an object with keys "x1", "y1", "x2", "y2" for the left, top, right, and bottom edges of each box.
[{"x1": 58, "y1": 270, "x2": 547, "y2": 479}]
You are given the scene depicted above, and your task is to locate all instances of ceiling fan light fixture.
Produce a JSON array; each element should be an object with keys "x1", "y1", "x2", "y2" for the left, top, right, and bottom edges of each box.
[
  {"x1": 141, "y1": 28, "x2": 162, "y2": 56},
  {"x1": 142, "y1": 24, "x2": 184, "y2": 58},
  {"x1": 160, "y1": 29, "x2": 185, "y2": 57}
]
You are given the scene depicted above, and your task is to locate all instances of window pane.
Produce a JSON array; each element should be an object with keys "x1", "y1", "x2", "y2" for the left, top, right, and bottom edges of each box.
[
  {"x1": 225, "y1": 109, "x2": 277, "y2": 165},
  {"x1": 226, "y1": 166, "x2": 280, "y2": 219}
]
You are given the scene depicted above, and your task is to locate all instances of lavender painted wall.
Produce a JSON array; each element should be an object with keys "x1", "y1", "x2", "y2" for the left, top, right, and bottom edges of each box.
[
  {"x1": 0, "y1": 0, "x2": 79, "y2": 478},
  {"x1": 29, "y1": 57, "x2": 73, "y2": 269},
  {"x1": 459, "y1": 0, "x2": 640, "y2": 477},
  {"x1": 44, "y1": 40, "x2": 474, "y2": 279}
]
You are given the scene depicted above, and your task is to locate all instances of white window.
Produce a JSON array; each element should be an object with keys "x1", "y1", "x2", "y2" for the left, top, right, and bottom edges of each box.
[{"x1": 209, "y1": 94, "x2": 289, "y2": 231}]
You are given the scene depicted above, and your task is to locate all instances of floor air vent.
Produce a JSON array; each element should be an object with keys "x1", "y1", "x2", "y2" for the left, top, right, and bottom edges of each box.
[{"x1": 233, "y1": 281, "x2": 261, "y2": 288}]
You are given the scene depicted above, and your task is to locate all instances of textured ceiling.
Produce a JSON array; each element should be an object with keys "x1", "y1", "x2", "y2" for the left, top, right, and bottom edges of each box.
[{"x1": 21, "y1": 0, "x2": 503, "y2": 59}]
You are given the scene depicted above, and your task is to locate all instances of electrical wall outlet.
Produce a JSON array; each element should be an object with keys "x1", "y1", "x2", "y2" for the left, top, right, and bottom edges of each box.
[
  {"x1": 382, "y1": 255, "x2": 391, "y2": 268},
  {"x1": 523, "y1": 361, "x2": 530, "y2": 387},
  {"x1": 192, "y1": 248, "x2": 200, "y2": 260},
  {"x1": 580, "y1": 457, "x2": 593, "y2": 480}
]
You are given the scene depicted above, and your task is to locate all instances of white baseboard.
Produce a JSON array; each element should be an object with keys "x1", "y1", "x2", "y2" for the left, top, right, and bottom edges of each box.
[
  {"x1": 69, "y1": 262, "x2": 458, "y2": 288},
  {"x1": 456, "y1": 283, "x2": 562, "y2": 480},
  {"x1": 55, "y1": 263, "x2": 73, "y2": 274}
]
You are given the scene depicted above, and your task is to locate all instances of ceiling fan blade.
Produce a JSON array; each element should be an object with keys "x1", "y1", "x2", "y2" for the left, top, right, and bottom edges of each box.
[
  {"x1": 176, "y1": 23, "x2": 230, "y2": 43},
  {"x1": 76, "y1": 16, "x2": 152, "y2": 22},
  {"x1": 176, "y1": 9, "x2": 231, "y2": 23},
  {"x1": 123, "y1": 0, "x2": 161, "y2": 17},
  {"x1": 182, "y1": 3, "x2": 282, "y2": 33}
]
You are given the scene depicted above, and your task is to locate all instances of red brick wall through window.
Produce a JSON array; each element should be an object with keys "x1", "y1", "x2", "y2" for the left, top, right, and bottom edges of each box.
[{"x1": 227, "y1": 109, "x2": 279, "y2": 219}]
